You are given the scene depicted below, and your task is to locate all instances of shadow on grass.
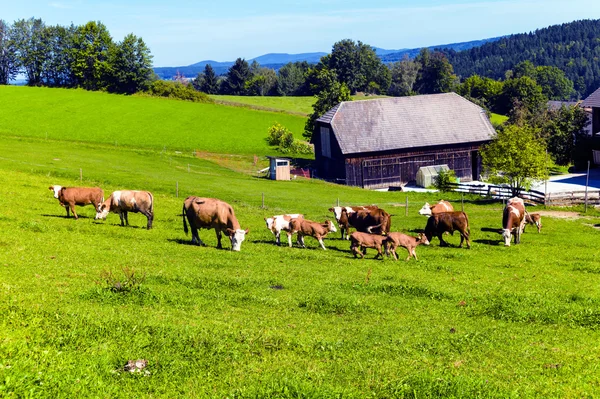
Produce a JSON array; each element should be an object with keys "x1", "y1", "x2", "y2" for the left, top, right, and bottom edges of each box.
[
  {"x1": 42, "y1": 214, "x2": 90, "y2": 219},
  {"x1": 168, "y1": 238, "x2": 203, "y2": 247},
  {"x1": 481, "y1": 227, "x2": 503, "y2": 234},
  {"x1": 474, "y1": 239, "x2": 501, "y2": 246}
]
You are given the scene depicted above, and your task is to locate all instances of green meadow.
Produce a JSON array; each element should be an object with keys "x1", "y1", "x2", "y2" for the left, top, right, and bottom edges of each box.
[{"x1": 1, "y1": 87, "x2": 600, "y2": 398}]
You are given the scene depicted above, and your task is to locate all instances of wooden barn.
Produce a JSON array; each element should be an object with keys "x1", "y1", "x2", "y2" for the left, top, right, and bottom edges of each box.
[
  {"x1": 582, "y1": 87, "x2": 600, "y2": 136},
  {"x1": 312, "y1": 93, "x2": 496, "y2": 189}
]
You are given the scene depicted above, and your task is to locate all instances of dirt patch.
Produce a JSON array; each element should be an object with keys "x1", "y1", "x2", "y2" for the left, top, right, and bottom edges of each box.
[{"x1": 533, "y1": 210, "x2": 582, "y2": 219}]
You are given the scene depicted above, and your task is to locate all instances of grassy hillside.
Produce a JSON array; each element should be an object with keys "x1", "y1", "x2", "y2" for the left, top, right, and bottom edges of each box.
[
  {"x1": 1, "y1": 88, "x2": 600, "y2": 397},
  {"x1": 0, "y1": 86, "x2": 307, "y2": 156}
]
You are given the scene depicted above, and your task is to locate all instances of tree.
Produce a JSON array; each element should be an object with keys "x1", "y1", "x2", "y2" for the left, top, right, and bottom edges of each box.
[
  {"x1": 277, "y1": 61, "x2": 309, "y2": 96},
  {"x1": 496, "y1": 76, "x2": 547, "y2": 116},
  {"x1": 11, "y1": 18, "x2": 48, "y2": 86},
  {"x1": 456, "y1": 75, "x2": 503, "y2": 107},
  {"x1": 199, "y1": 64, "x2": 219, "y2": 94},
  {"x1": 534, "y1": 66, "x2": 574, "y2": 100},
  {"x1": 221, "y1": 58, "x2": 251, "y2": 95},
  {"x1": 327, "y1": 39, "x2": 390, "y2": 94},
  {"x1": 388, "y1": 57, "x2": 421, "y2": 96},
  {"x1": 304, "y1": 79, "x2": 351, "y2": 140},
  {"x1": 481, "y1": 124, "x2": 548, "y2": 195},
  {"x1": 245, "y1": 66, "x2": 277, "y2": 96},
  {"x1": 41, "y1": 24, "x2": 76, "y2": 87},
  {"x1": 544, "y1": 105, "x2": 589, "y2": 165},
  {"x1": 107, "y1": 33, "x2": 153, "y2": 94},
  {"x1": 0, "y1": 20, "x2": 19, "y2": 84},
  {"x1": 414, "y1": 49, "x2": 457, "y2": 94},
  {"x1": 70, "y1": 21, "x2": 114, "y2": 90}
]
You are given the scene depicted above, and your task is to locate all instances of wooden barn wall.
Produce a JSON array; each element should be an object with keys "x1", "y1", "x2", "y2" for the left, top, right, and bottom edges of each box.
[
  {"x1": 344, "y1": 144, "x2": 483, "y2": 189},
  {"x1": 313, "y1": 122, "x2": 346, "y2": 181}
]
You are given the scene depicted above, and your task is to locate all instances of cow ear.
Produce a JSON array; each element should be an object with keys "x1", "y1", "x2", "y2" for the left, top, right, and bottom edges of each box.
[
  {"x1": 226, "y1": 228, "x2": 235, "y2": 237},
  {"x1": 328, "y1": 207, "x2": 333, "y2": 212}
]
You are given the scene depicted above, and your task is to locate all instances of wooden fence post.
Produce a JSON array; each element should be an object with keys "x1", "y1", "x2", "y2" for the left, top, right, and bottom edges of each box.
[
  {"x1": 176, "y1": 182, "x2": 179, "y2": 198},
  {"x1": 262, "y1": 193, "x2": 265, "y2": 209}
]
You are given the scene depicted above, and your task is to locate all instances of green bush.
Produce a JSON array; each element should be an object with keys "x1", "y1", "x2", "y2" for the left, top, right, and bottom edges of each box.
[
  {"x1": 266, "y1": 123, "x2": 313, "y2": 154},
  {"x1": 434, "y1": 169, "x2": 457, "y2": 191},
  {"x1": 141, "y1": 80, "x2": 214, "y2": 103}
]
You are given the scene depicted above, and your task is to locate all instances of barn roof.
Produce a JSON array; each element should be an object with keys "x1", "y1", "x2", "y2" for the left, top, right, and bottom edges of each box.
[
  {"x1": 316, "y1": 93, "x2": 496, "y2": 155},
  {"x1": 582, "y1": 87, "x2": 600, "y2": 107}
]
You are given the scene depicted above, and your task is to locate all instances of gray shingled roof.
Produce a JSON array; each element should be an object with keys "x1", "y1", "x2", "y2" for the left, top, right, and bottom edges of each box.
[
  {"x1": 582, "y1": 87, "x2": 600, "y2": 107},
  {"x1": 316, "y1": 93, "x2": 496, "y2": 155}
]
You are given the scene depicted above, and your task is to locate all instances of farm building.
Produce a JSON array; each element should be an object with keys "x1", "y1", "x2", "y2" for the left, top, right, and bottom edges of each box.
[
  {"x1": 312, "y1": 93, "x2": 496, "y2": 189},
  {"x1": 582, "y1": 87, "x2": 600, "y2": 136}
]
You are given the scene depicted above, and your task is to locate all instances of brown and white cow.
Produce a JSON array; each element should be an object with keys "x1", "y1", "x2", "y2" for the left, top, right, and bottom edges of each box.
[
  {"x1": 95, "y1": 190, "x2": 154, "y2": 229},
  {"x1": 418, "y1": 200, "x2": 454, "y2": 217},
  {"x1": 264, "y1": 214, "x2": 303, "y2": 246},
  {"x1": 502, "y1": 197, "x2": 526, "y2": 246},
  {"x1": 182, "y1": 196, "x2": 248, "y2": 251},
  {"x1": 340, "y1": 207, "x2": 391, "y2": 237},
  {"x1": 288, "y1": 218, "x2": 337, "y2": 250},
  {"x1": 424, "y1": 211, "x2": 471, "y2": 248},
  {"x1": 329, "y1": 205, "x2": 379, "y2": 239},
  {"x1": 385, "y1": 232, "x2": 430, "y2": 261},
  {"x1": 49, "y1": 185, "x2": 104, "y2": 219},
  {"x1": 349, "y1": 232, "x2": 388, "y2": 259},
  {"x1": 524, "y1": 213, "x2": 542, "y2": 233}
]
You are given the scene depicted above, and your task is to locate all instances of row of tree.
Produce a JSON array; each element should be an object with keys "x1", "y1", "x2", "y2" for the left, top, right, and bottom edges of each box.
[{"x1": 0, "y1": 18, "x2": 153, "y2": 94}]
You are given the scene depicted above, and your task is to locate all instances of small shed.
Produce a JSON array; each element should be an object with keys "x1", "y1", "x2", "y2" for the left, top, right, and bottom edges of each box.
[
  {"x1": 416, "y1": 165, "x2": 450, "y2": 188},
  {"x1": 267, "y1": 156, "x2": 291, "y2": 181}
]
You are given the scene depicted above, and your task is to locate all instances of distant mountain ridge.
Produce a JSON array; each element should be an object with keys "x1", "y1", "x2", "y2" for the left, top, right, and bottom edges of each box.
[{"x1": 152, "y1": 37, "x2": 503, "y2": 79}]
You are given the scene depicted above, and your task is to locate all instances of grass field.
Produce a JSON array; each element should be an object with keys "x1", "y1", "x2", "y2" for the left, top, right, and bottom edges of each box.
[
  {"x1": 1, "y1": 89, "x2": 600, "y2": 397},
  {"x1": 210, "y1": 94, "x2": 390, "y2": 116},
  {"x1": 490, "y1": 113, "x2": 509, "y2": 127},
  {"x1": 0, "y1": 86, "x2": 306, "y2": 156}
]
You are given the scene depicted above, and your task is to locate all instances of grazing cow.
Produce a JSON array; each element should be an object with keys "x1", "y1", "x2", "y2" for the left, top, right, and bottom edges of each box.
[
  {"x1": 418, "y1": 200, "x2": 454, "y2": 217},
  {"x1": 49, "y1": 185, "x2": 104, "y2": 219},
  {"x1": 329, "y1": 205, "x2": 379, "y2": 239},
  {"x1": 95, "y1": 190, "x2": 154, "y2": 229},
  {"x1": 502, "y1": 197, "x2": 526, "y2": 246},
  {"x1": 524, "y1": 213, "x2": 542, "y2": 233},
  {"x1": 288, "y1": 218, "x2": 336, "y2": 250},
  {"x1": 182, "y1": 196, "x2": 248, "y2": 251},
  {"x1": 385, "y1": 232, "x2": 430, "y2": 261},
  {"x1": 264, "y1": 214, "x2": 303, "y2": 246},
  {"x1": 424, "y1": 211, "x2": 471, "y2": 248},
  {"x1": 349, "y1": 232, "x2": 387, "y2": 259},
  {"x1": 340, "y1": 207, "x2": 391, "y2": 236}
]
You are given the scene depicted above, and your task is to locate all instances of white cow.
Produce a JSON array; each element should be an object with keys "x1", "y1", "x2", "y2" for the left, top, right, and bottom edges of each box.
[{"x1": 265, "y1": 214, "x2": 303, "y2": 246}]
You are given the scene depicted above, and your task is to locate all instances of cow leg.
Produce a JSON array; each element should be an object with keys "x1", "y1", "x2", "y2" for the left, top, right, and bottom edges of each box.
[
  {"x1": 142, "y1": 211, "x2": 153, "y2": 230},
  {"x1": 438, "y1": 234, "x2": 449, "y2": 247},
  {"x1": 412, "y1": 248, "x2": 418, "y2": 261},
  {"x1": 352, "y1": 245, "x2": 363, "y2": 258},
  {"x1": 275, "y1": 231, "x2": 281, "y2": 246},
  {"x1": 190, "y1": 227, "x2": 205, "y2": 246},
  {"x1": 298, "y1": 234, "x2": 306, "y2": 248},
  {"x1": 317, "y1": 235, "x2": 327, "y2": 250},
  {"x1": 375, "y1": 245, "x2": 383, "y2": 259},
  {"x1": 69, "y1": 204, "x2": 78, "y2": 219},
  {"x1": 124, "y1": 211, "x2": 129, "y2": 226},
  {"x1": 118, "y1": 211, "x2": 125, "y2": 226},
  {"x1": 287, "y1": 232, "x2": 293, "y2": 248},
  {"x1": 216, "y1": 229, "x2": 223, "y2": 249}
]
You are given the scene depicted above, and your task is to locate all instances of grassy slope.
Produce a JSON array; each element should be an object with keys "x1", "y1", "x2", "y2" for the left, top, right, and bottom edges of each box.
[
  {"x1": 210, "y1": 94, "x2": 390, "y2": 116},
  {"x1": 490, "y1": 112, "x2": 509, "y2": 127},
  {"x1": 0, "y1": 86, "x2": 306, "y2": 155},
  {"x1": 1, "y1": 90, "x2": 600, "y2": 397}
]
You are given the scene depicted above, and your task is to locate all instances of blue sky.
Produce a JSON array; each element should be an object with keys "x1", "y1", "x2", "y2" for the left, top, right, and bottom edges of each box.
[{"x1": 3, "y1": 0, "x2": 600, "y2": 67}]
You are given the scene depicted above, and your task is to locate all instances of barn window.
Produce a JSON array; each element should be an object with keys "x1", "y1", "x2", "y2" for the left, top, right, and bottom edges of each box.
[{"x1": 320, "y1": 127, "x2": 331, "y2": 158}]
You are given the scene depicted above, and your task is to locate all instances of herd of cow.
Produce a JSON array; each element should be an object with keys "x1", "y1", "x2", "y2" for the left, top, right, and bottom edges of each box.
[{"x1": 49, "y1": 185, "x2": 543, "y2": 259}]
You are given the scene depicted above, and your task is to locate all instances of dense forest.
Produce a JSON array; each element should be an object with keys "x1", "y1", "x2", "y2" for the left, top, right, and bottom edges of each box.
[{"x1": 443, "y1": 19, "x2": 600, "y2": 98}]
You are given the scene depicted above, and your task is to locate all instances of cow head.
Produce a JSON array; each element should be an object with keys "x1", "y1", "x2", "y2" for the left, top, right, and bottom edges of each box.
[
  {"x1": 501, "y1": 228, "x2": 512, "y2": 246},
  {"x1": 95, "y1": 203, "x2": 109, "y2": 220},
  {"x1": 329, "y1": 207, "x2": 343, "y2": 222},
  {"x1": 418, "y1": 203, "x2": 432, "y2": 216},
  {"x1": 417, "y1": 233, "x2": 430, "y2": 245},
  {"x1": 228, "y1": 228, "x2": 249, "y2": 251},
  {"x1": 326, "y1": 220, "x2": 338, "y2": 233},
  {"x1": 264, "y1": 217, "x2": 274, "y2": 231},
  {"x1": 49, "y1": 185, "x2": 63, "y2": 199}
]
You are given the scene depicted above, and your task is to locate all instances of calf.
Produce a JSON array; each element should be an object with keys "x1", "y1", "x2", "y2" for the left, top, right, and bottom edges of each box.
[
  {"x1": 329, "y1": 205, "x2": 378, "y2": 239},
  {"x1": 524, "y1": 213, "x2": 542, "y2": 233},
  {"x1": 95, "y1": 190, "x2": 154, "y2": 229},
  {"x1": 418, "y1": 200, "x2": 454, "y2": 217},
  {"x1": 349, "y1": 232, "x2": 387, "y2": 259},
  {"x1": 502, "y1": 197, "x2": 525, "y2": 246},
  {"x1": 424, "y1": 211, "x2": 471, "y2": 248},
  {"x1": 385, "y1": 232, "x2": 430, "y2": 261},
  {"x1": 288, "y1": 218, "x2": 337, "y2": 250},
  {"x1": 49, "y1": 185, "x2": 104, "y2": 219},
  {"x1": 264, "y1": 213, "x2": 303, "y2": 246}
]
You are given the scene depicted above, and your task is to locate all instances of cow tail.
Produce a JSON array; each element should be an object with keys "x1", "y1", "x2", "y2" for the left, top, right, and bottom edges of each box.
[
  {"x1": 182, "y1": 203, "x2": 188, "y2": 235},
  {"x1": 147, "y1": 192, "x2": 154, "y2": 215},
  {"x1": 464, "y1": 211, "x2": 471, "y2": 235}
]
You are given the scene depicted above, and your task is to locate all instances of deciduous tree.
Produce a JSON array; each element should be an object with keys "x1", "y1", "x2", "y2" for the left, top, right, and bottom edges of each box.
[
  {"x1": 304, "y1": 75, "x2": 351, "y2": 140},
  {"x1": 107, "y1": 33, "x2": 153, "y2": 94},
  {"x1": 70, "y1": 21, "x2": 114, "y2": 90},
  {"x1": 0, "y1": 19, "x2": 19, "y2": 84},
  {"x1": 481, "y1": 124, "x2": 548, "y2": 195}
]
